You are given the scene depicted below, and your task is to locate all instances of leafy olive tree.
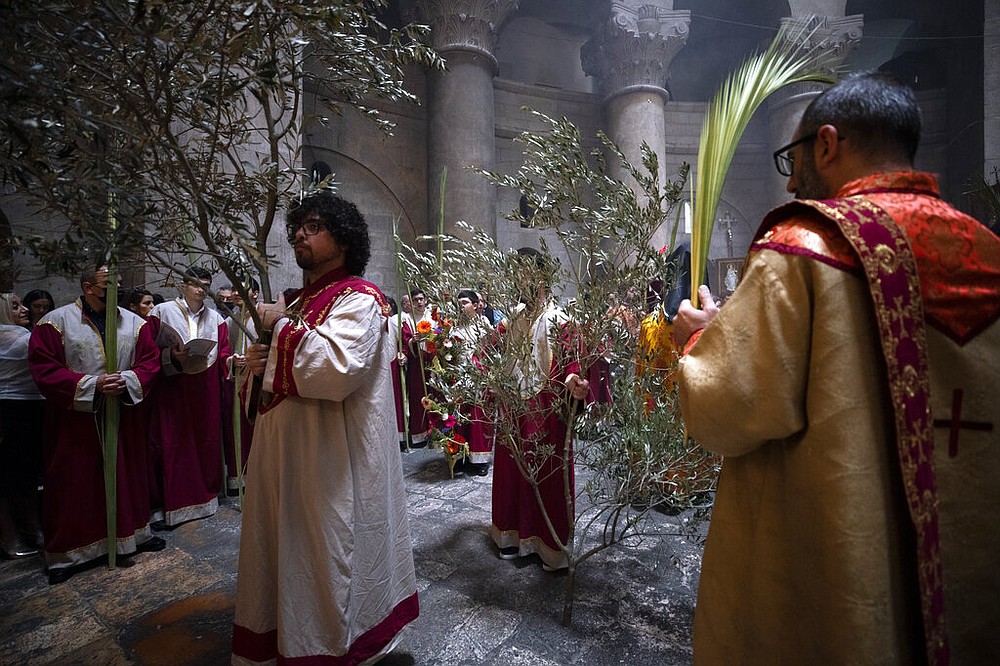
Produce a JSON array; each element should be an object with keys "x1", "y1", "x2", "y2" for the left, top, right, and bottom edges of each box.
[
  {"x1": 0, "y1": 0, "x2": 442, "y2": 566},
  {"x1": 0, "y1": 0, "x2": 442, "y2": 311},
  {"x1": 397, "y1": 109, "x2": 715, "y2": 626}
]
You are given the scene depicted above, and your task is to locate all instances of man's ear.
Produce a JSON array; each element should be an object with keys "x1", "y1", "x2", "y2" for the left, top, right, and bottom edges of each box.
[{"x1": 814, "y1": 124, "x2": 842, "y2": 168}]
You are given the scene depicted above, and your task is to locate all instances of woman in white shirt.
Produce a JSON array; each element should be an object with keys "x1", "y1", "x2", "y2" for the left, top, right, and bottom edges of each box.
[{"x1": 0, "y1": 293, "x2": 45, "y2": 558}]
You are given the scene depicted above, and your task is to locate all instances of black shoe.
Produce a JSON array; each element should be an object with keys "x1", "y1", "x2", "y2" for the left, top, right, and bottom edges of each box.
[
  {"x1": 1, "y1": 539, "x2": 39, "y2": 559},
  {"x1": 137, "y1": 536, "x2": 166, "y2": 553},
  {"x1": 48, "y1": 567, "x2": 74, "y2": 585},
  {"x1": 150, "y1": 520, "x2": 174, "y2": 532},
  {"x1": 466, "y1": 462, "x2": 489, "y2": 477},
  {"x1": 499, "y1": 546, "x2": 519, "y2": 560}
]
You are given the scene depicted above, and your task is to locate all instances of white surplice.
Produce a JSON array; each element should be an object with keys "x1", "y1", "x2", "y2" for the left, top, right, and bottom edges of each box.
[{"x1": 233, "y1": 289, "x2": 417, "y2": 665}]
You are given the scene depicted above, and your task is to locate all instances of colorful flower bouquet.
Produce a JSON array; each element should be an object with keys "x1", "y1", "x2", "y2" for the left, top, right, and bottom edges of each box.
[{"x1": 416, "y1": 307, "x2": 471, "y2": 477}]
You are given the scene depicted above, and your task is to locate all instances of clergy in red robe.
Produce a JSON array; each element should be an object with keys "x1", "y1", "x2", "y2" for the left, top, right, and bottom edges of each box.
[
  {"x1": 452, "y1": 289, "x2": 495, "y2": 476},
  {"x1": 233, "y1": 192, "x2": 417, "y2": 664},
  {"x1": 147, "y1": 266, "x2": 230, "y2": 527},
  {"x1": 491, "y1": 249, "x2": 590, "y2": 572},
  {"x1": 675, "y1": 73, "x2": 1000, "y2": 666},
  {"x1": 402, "y1": 288, "x2": 431, "y2": 447},
  {"x1": 29, "y1": 264, "x2": 163, "y2": 584}
]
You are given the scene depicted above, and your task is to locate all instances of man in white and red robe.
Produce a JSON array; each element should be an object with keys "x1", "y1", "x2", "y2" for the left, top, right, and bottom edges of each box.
[
  {"x1": 402, "y1": 288, "x2": 430, "y2": 447},
  {"x1": 29, "y1": 264, "x2": 163, "y2": 584},
  {"x1": 233, "y1": 192, "x2": 417, "y2": 665},
  {"x1": 491, "y1": 249, "x2": 591, "y2": 572},
  {"x1": 147, "y1": 266, "x2": 230, "y2": 527}
]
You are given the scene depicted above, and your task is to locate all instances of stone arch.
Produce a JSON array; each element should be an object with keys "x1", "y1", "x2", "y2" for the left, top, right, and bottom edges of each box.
[{"x1": 301, "y1": 148, "x2": 415, "y2": 297}]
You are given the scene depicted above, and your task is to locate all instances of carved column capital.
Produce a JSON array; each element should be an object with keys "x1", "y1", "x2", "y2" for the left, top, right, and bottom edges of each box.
[
  {"x1": 778, "y1": 14, "x2": 865, "y2": 72},
  {"x1": 404, "y1": 0, "x2": 518, "y2": 69},
  {"x1": 581, "y1": 3, "x2": 691, "y2": 102}
]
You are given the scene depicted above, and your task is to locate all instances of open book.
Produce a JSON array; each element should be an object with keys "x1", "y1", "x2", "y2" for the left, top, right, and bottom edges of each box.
[{"x1": 156, "y1": 321, "x2": 217, "y2": 359}]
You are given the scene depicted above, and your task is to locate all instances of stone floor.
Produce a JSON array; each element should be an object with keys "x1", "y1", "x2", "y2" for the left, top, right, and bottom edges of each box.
[{"x1": 0, "y1": 446, "x2": 706, "y2": 665}]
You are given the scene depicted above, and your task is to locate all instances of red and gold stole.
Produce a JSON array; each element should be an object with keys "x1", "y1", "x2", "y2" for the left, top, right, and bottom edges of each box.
[
  {"x1": 260, "y1": 266, "x2": 390, "y2": 415},
  {"x1": 757, "y1": 195, "x2": 948, "y2": 666}
]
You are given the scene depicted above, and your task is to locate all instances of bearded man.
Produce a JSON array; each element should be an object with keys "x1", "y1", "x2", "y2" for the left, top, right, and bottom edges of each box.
[
  {"x1": 29, "y1": 264, "x2": 164, "y2": 584},
  {"x1": 232, "y1": 192, "x2": 417, "y2": 665},
  {"x1": 674, "y1": 71, "x2": 999, "y2": 666}
]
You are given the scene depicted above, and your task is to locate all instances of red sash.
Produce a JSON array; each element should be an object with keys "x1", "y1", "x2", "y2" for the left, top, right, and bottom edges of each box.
[
  {"x1": 260, "y1": 266, "x2": 390, "y2": 415},
  {"x1": 761, "y1": 196, "x2": 948, "y2": 666}
]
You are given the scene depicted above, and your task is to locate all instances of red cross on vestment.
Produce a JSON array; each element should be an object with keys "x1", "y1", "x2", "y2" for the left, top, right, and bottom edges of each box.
[{"x1": 932, "y1": 388, "x2": 994, "y2": 457}]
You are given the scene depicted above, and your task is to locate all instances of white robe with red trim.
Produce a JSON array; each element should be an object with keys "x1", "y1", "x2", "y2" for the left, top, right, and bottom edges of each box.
[{"x1": 232, "y1": 290, "x2": 417, "y2": 665}]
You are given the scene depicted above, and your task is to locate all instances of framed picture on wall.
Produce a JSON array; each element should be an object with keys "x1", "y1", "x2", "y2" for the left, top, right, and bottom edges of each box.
[{"x1": 716, "y1": 258, "x2": 745, "y2": 301}]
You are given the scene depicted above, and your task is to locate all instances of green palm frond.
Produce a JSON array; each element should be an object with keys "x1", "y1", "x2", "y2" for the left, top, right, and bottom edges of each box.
[
  {"x1": 691, "y1": 21, "x2": 838, "y2": 305},
  {"x1": 103, "y1": 198, "x2": 120, "y2": 569}
]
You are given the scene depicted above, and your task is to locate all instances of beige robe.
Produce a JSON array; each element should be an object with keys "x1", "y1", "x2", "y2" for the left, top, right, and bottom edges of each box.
[
  {"x1": 681, "y1": 236, "x2": 1000, "y2": 665},
  {"x1": 681, "y1": 249, "x2": 922, "y2": 665}
]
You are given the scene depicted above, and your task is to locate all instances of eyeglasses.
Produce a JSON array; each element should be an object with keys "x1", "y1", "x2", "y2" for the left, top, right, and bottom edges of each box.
[
  {"x1": 285, "y1": 220, "x2": 325, "y2": 243},
  {"x1": 772, "y1": 133, "x2": 817, "y2": 177},
  {"x1": 773, "y1": 133, "x2": 847, "y2": 176}
]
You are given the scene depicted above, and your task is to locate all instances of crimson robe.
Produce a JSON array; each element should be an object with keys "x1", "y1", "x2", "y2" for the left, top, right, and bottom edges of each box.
[
  {"x1": 491, "y1": 303, "x2": 583, "y2": 570},
  {"x1": 147, "y1": 299, "x2": 231, "y2": 526},
  {"x1": 29, "y1": 301, "x2": 160, "y2": 570},
  {"x1": 401, "y1": 319, "x2": 429, "y2": 445}
]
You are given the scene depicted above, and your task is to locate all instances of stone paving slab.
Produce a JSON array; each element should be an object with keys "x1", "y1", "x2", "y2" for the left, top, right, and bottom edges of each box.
[{"x1": 0, "y1": 446, "x2": 705, "y2": 665}]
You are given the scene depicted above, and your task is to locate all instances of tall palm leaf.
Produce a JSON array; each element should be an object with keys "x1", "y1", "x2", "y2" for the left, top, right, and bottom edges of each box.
[
  {"x1": 102, "y1": 199, "x2": 120, "y2": 569},
  {"x1": 691, "y1": 22, "x2": 838, "y2": 305}
]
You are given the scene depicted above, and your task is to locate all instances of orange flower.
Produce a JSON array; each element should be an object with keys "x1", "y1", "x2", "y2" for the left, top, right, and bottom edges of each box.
[
  {"x1": 445, "y1": 439, "x2": 461, "y2": 455},
  {"x1": 416, "y1": 320, "x2": 432, "y2": 334}
]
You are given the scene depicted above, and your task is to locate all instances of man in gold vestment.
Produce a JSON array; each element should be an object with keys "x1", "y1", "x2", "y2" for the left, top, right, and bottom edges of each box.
[{"x1": 674, "y1": 72, "x2": 999, "y2": 665}]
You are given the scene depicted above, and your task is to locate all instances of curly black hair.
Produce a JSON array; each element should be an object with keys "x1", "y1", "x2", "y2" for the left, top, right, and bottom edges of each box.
[{"x1": 287, "y1": 192, "x2": 371, "y2": 276}]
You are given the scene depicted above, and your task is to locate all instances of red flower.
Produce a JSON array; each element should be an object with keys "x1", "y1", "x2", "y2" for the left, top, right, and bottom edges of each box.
[{"x1": 425, "y1": 341, "x2": 438, "y2": 354}]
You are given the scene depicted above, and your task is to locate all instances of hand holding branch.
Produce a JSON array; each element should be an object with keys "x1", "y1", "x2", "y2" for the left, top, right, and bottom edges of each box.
[
  {"x1": 672, "y1": 285, "x2": 720, "y2": 347},
  {"x1": 256, "y1": 292, "x2": 287, "y2": 332},
  {"x1": 565, "y1": 373, "x2": 590, "y2": 401},
  {"x1": 246, "y1": 343, "x2": 271, "y2": 377}
]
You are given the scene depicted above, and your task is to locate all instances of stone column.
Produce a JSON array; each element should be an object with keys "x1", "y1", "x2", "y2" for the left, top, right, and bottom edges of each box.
[
  {"x1": 765, "y1": 13, "x2": 863, "y2": 203},
  {"x1": 581, "y1": 1, "x2": 690, "y2": 250},
  {"x1": 411, "y1": 0, "x2": 518, "y2": 242},
  {"x1": 986, "y1": 0, "x2": 1000, "y2": 178}
]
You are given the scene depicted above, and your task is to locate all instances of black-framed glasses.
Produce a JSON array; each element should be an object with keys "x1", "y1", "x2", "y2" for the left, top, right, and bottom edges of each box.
[
  {"x1": 285, "y1": 220, "x2": 325, "y2": 243},
  {"x1": 772, "y1": 133, "x2": 817, "y2": 177}
]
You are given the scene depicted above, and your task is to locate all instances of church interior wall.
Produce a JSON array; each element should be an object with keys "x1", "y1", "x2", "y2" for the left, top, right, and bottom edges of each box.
[
  {"x1": 915, "y1": 89, "x2": 949, "y2": 190},
  {"x1": 494, "y1": 16, "x2": 596, "y2": 95},
  {"x1": 493, "y1": 79, "x2": 604, "y2": 289},
  {"x1": 3, "y1": 0, "x2": 993, "y2": 305}
]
